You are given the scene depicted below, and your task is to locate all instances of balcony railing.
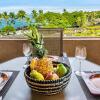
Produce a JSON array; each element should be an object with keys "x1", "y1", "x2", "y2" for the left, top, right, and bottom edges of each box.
[
  {"x1": 0, "y1": 28, "x2": 100, "y2": 65},
  {"x1": 0, "y1": 37, "x2": 100, "y2": 65}
]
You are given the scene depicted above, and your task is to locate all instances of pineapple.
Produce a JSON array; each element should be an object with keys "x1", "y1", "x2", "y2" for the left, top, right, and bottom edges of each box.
[
  {"x1": 25, "y1": 27, "x2": 53, "y2": 77},
  {"x1": 35, "y1": 57, "x2": 53, "y2": 76},
  {"x1": 25, "y1": 27, "x2": 47, "y2": 58},
  {"x1": 30, "y1": 58, "x2": 38, "y2": 70}
]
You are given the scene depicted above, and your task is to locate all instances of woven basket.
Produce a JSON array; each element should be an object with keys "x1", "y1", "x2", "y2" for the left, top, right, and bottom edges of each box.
[{"x1": 24, "y1": 62, "x2": 72, "y2": 95}]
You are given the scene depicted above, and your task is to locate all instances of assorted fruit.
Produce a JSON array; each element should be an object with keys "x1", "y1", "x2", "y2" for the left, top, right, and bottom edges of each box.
[
  {"x1": 29, "y1": 57, "x2": 69, "y2": 80},
  {"x1": 25, "y1": 27, "x2": 69, "y2": 81}
]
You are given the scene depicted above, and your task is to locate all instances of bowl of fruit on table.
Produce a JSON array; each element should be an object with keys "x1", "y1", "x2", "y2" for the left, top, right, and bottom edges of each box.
[
  {"x1": 24, "y1": 27, "x2": 72, "y2": 95},
  {"x1": 24, "y1": 57, "x2": 72, "y2": 95}
]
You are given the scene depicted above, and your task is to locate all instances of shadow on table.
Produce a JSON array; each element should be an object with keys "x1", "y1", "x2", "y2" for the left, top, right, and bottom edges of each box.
[{"x1": 30, "y1": 90, "x2": 65, "y2": 100}]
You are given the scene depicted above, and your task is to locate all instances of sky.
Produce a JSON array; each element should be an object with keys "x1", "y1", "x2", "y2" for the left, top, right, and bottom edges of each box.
[{"x1": 0, "y1": 0, "x2": 100, "y2": 13}]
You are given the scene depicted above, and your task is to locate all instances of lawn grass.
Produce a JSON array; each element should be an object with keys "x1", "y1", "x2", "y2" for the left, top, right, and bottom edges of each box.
[{"x1": 64, "y1": 25, "x2": 100, "y2": 37}]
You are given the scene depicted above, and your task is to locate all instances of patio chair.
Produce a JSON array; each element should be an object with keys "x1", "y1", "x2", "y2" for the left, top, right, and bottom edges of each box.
[{"x1": 38, "y1": 28, "x2": 63, "y2": 56}]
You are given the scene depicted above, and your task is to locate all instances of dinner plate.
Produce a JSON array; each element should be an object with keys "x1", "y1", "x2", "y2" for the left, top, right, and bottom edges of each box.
[
  {"x1": 47, "y1": 55, "x2": 59, "y2": 61},
  {"x1": 81, "y1": 72, "x2": 100, "y2": 95}
]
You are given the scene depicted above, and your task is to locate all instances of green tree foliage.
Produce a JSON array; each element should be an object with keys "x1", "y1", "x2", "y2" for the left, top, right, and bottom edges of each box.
[
  {"x1": 0, "y1": 13, "x2": 2, "y2": 25},
  {"x1": 1, "y1": 26, "x2": 15, "y2": 35},
  {"x1": 17, "y1": 10, "x2": 26, "y2": 29},
  {"x1": 17, "y1": 10, "x2": 26, "y2": 20},
  {"x1": 43, "y1": 12, "x2": 68, "y2": 28},
  {"x1": 34, "y1": 10, "x2": 88, "y2": 28},
  {"x1": 0, "y1": 9, "x2": 100, "y2": 37},
  {"x1": 25, "y1": 16, "x2": 34, "y2": 29},
  {"x1": 96, "y1": 11, "x2": 100, "y2": 18},
  {"x1": 2, "y1": 12, "x2": 9, "y2": 25},
  {"x1": 36, "y1": 10, "x2": 45, "y2": 25},
  {"x1": 86, "y1": 11, "x2": 97, "y2": 25},
  {"x1": 39, "y1": 10, "x2": 43, "y2": 15},
  {"x1": 32, "y1": 10, "x2": 38, "y2": 19},
  {"x1": 9, "y1": 12, "x2": 16, "y2": 27}
]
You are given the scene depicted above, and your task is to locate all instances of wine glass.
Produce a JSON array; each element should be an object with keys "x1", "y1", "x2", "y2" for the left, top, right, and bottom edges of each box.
[
  {"x1": 62, "y1": 52, "x2": 68, "y2": 63},
  {"x1": 75, "y1": 46, "x2": 87, "y2": 76},
  {"x1": 23, "y1": 43, "x2": 32, "y2": 68}
]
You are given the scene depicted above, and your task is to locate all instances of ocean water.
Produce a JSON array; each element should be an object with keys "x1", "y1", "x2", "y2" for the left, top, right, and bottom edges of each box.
[{"x1": 0, "y1": 19, "x2": 28, "y2": 29}]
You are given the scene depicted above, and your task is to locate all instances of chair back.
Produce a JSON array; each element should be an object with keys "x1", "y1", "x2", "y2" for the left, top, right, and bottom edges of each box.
[{"x1": 38, "y1": 28, "x2": 63, "y2": 56}]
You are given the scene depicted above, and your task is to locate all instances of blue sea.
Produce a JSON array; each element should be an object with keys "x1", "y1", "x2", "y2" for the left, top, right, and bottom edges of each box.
[
  {"x1": 0, "y1": 19, "x2": 29, "y2": 29},
  {"x1": 0, "y1": 14, "x2": 34, "y2": 29}
]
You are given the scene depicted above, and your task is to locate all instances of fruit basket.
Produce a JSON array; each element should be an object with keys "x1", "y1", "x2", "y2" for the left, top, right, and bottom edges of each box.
[
  {"x1": 24, "y1": 27, "x2": 72, "y2": 95},
  {"x1": 24, "y1": 61, "x2": 72, "y2": 95}
]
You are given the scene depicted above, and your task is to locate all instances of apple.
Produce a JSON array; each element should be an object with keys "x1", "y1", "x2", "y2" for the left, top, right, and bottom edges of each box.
[
  {"x1": 45, "y1": 72, "x2": 53, "y2": 80},
  {"x1": 51, "y1": 73, "x2": 59, "y2": 80}
]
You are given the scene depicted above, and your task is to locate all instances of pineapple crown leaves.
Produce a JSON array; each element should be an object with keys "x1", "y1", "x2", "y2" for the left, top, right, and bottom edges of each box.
[
  {"x1": 24, "y1": 27, "x2": 48, "y2": 58},
  {"x1": 34, "y1": 47, "x2": 48, "y2": 58},
  {"x1": 24, "y1": 27, "x2": 43, "y2": 47}
]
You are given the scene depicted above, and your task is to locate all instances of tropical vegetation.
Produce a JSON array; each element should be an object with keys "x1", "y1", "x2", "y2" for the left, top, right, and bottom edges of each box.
[{"x1": 0, "y1": 9, "x2": 100, "y2": 37}]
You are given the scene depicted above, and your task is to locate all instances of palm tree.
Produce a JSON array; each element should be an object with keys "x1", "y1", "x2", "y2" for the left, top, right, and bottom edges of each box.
[
  {"x1": 36, "y1": 10, "x2": 45, "y2": 26},
  {"x1": 0, "y1": 13, "x2": 2, "y2": 18},
  {"x1": 0, "y1": 13, "x2": 2, "y2": 25},
  {"x1": 32, "y1": 10, "x2": 38, "y2": 19},
  {"x1": 25, "y1": 16, "x2": 33, "y2": 29},
  {"x1": 9, "y1": 12, "x2": 16, "y2": 25},
  {"x1": 17, "y1": 10, "x2": 26, "y2": 20},
  {"x1": 2, "y1": 12, "x2": 9, "y2": 26},
  {"x1": 63, "y1": 9, "x2": 67, "y2": 13},
  {"x1": 39, "y1": 10, "x2": 43, "y2": 15},
  {"x1": 0, "y1": 13, "x2": 2, "y2": 35},
  {"x1": 17, "y1": 10, "x2": 26, "y2": 29}
]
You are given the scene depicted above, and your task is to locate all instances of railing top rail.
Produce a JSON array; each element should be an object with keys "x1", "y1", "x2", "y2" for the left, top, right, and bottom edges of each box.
[{"x1": 38, "y1": 28, "x2": 64, "y2": 31}]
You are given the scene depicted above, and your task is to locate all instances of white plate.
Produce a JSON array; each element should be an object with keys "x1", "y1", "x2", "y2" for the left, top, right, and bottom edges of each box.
[
  {"x1": 47, "y1": 55, "x2": 59, "y2": 61},
  {"x1": 81, "y1": 72, "x2": 100, "y2": 95}
]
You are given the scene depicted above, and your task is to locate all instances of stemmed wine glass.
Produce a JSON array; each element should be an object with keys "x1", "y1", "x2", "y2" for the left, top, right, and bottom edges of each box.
[
  {"x1": 75, "y1": 46, "x2": 87, "y2": 76},
  {"x1": 23, "y1": 43, "x2": 33, "y2": 68}
]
